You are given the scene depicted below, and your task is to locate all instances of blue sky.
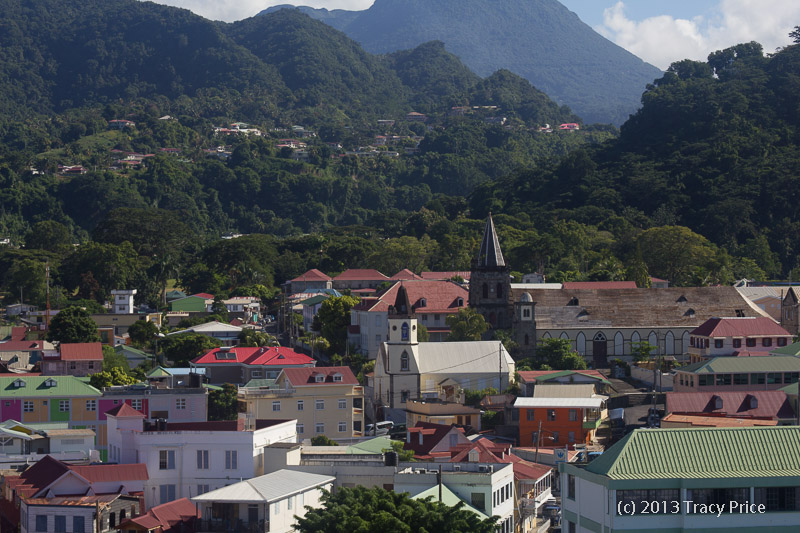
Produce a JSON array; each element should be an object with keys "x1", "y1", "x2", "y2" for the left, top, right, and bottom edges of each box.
[{"x1": 153, "y1": 0, "x2": 799, "y2": 69}]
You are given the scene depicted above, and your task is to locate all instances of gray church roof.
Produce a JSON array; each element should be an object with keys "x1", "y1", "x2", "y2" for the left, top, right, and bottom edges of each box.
[{"x1": 475, "y1": 214, "x2": 505, "y2": 268}]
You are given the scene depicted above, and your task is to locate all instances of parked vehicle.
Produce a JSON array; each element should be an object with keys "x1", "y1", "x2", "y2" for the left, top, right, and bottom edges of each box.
[{"x1": 365, "y1": 421, "x2": 394, "y2": 436}]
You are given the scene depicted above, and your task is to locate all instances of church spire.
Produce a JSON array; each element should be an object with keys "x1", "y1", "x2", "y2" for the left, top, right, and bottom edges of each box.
[{"x1": 476, "y1": 213, "x2": 506, "y2": 268}]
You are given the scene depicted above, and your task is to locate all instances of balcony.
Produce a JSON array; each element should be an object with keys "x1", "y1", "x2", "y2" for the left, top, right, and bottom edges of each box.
[
  {"x1": 197, "y1": 519, "x2": 268, "y2": 532},
  {"x1": 239, "y1": 388, "x2": 296, "y2": 398}
]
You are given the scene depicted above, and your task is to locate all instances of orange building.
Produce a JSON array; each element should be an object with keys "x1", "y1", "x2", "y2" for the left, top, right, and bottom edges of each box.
[{"x1": 514, "y1": 385, "x2": 607, "y2": 447}]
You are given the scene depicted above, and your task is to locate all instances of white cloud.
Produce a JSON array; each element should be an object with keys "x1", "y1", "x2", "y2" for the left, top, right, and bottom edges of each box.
[
  {"x1": 147, "y1": 0, "x2": 374, "y2": 22},
  {"x1": 597, "y1": 0, "x2": 800, "y2": 70}
]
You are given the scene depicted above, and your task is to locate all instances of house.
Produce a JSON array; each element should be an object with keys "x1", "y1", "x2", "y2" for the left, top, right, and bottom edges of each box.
[
  {"x1": 117, "y1": 497, "x2": 197, "y2": 533},
  {"x1": 558, "y1": 123, "x2": 580, "y2": 130},
  {"x1": 0, "y1": 339, "x2": 51, "y2": 368},
  {"x1": 449, "y1": 439, "x2": 554, "y2": 533},
  {"x1": 191, "y1": 469, "x2": 334, "y2": 533},
  {"x1": 405, "y1": 112, "x2": 427, "y2": 122},
  {"x1": 394, "y1": 461, "x2": 515, "y2": 532},
  {"x1": 300, "y1": 294, "x2": 328, "y2": 332},
  {"x1": 238, "y1": 366, "x2": 365, "y2": 440},
  {"x1": 665, "y1": 390, "x2": 795, "y2": 423},
  {"x1": 106, "y1": 404, "x2": 297, "y2": 507},
  {"x1": 736, "y1": 286, "x2": 794, "y2": 321},
  {"x1": 404, "y1": 398, "x2": 481, "y2": 431},
  {"x1": 145, "y1": 366, "x2": 206, "y2": 389},
  {"x1": 0, "y1": 420, "x2": 99, "y2": 466},
  {"x1": 166, "y1": 321, "x2": 242, "y2": 346},
  {"x1": 191, "y1": 346, "x2": 315, "y2": 385},
  {"x1": 331, "y1": 269, "x2": 389, "y2": 291},
  {"x1": 111, "y1": 289, "x2": 137, "y2": 314},
  {"x1": 560, "y1": 426, "x2": 800, "y2": 531},
  {"x1": 284, "y1": 269, "x2": 333, "y2": 295},
  {"x1": 402, "y1": 422, "x2": 471, "y2": 461},
  {"x1": 517, "y1": 370, "x2": 613, "y2": 396},
  {"x1": 6, "y1": 303, "x2": 38, "y2": 317},
  {"x1": 208, "y1": 296, "x2": 261, "y2": 319},
  {"x1": 515, "y1": 384, "x2": 608, "y2": 447},
  {"x1": 169, "y1": 293, "x2": 214, "y2": 313},
  {"x1": 108, "y1": 119, "x2": 136, "y2": 129},
  {"x1": 373, "y1": 295, "x2": 514, "y2": 419},
  {"x1": 41, "y1": 342, "x2": 103, "y2": 377},
  {"x1": 349, "y1": 280, "x2": 469, "y2": 357},
  {"x1": 91, "y1": 313, "x2": 161, "y2": 338},
  {"x1": 115, "y1": 345, "x2": 150, "y2": 369},
  {"x1": 673, "y1": 355, "x2": 800, "y2": 392},
  {"x1": 21, "y1": 494, "x2": 142, "y2": 533},
  {"x1": 687, "y1": 316, "x2": 793, "y2": 362}
]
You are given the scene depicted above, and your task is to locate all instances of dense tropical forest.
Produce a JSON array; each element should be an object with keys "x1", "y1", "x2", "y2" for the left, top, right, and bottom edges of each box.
[{"x1": 0, "y1": 0, "x2": 797, "y2": 312}]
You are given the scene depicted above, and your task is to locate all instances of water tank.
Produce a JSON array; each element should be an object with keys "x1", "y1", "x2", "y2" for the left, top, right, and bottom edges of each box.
[{"x1": 384, "y1": 451, "x2": 399, "y2": 467}]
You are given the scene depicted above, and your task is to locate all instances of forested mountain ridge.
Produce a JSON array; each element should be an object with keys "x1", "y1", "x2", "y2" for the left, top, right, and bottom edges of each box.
[{"x1": 261, "y1": 0, "x2": 663, "y2": 125}]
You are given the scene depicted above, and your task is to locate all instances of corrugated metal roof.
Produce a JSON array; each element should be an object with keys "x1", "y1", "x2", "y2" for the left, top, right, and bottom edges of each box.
[
  {"x1": 412, "y1": 484, "x2": 488, "y2": 520},
  {"x1": 0, "y1": 376, "x2": 101, "y2": 397},
  {"x1": 690, "y1": 317, "x2": 790, "y2": 338},
  {"x1": 532, "y1": 384, "x2": 596, "y2": 399},
  {"x1": 59, "y1": 343, "x2": 103, "y2": 361},
  {"x1": 666, "y1": 391, "x2": 794, "y2": 419},
  {"x1": 679, "y1": 356, "x2": 800, "y2": 374},
  {"x1": 514, "y1": 397, "x2": 606, "y2": 408},
  {"x1": 585, "y1": 426, "x2": 800, "y2": 480},
  {"x1": 416, "y1": 341, "x2": 514, "y2": 374},
  {"x1": 191, "y1": 470, "x2": 334, "y2": 503}
]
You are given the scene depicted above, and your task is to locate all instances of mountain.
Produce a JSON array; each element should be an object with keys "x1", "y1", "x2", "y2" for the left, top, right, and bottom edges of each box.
[{"x1": 261, "y1": 0, "x2": 663, "y2": 125}]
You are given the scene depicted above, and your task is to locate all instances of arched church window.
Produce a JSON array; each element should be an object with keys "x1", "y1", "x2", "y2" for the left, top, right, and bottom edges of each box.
[
  {"x1": 401, "y1": 322, "x2": 409, "y2": 341},
  {"x1": 482, "y1": 283, "x2": 489, "y2": 298},
  {"x1": 496, "y1": 283, "x2": 504, "y2": 298},
  {"x1": 400, "y1": 351, "x2": 409, "y2": 371}
]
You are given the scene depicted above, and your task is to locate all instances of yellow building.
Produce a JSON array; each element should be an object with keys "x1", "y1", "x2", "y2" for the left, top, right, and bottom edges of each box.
[
  {"x1": 405, "y1": 398, "x2": 482, "y2": 430},
  {"x1": 238, "y1": 366, "x2": 364, "y2": 441}
]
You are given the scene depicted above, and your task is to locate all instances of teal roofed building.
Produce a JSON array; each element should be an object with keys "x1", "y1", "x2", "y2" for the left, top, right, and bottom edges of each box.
[{"x1": 560, "y1": 426, "x2": 800, "y2": 532}]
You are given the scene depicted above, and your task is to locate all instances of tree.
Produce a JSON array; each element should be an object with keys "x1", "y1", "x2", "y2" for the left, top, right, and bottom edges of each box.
[
  {"x1": 60, "y1": 241, "x2": 143, "y2": 303},
  {"x1": 636, "y1": 226, "x2": 719, "y2": 286},
  {"x1": 316, "y1": 296, "x2": 360, "y2": 354},
  {"x1": 208, "y1": 383, "x2": 238, "y2": 421},
  {"x1": 311, "y1": 435, "x2": 339, "y2": 446},
  {"x1": 417, "y1": 323, "x2": 429, "y2": 342},
  {"x1": 446, "y1": 308, "x2": 488, "y2": 341},
  {"x1": 383, "y1": 440, "x2": 414, "y2": 462},
  {"x1": 24, "y1": 221, "x2": 72, "y2": 254},
  {"x1": 537, "y1": 338, "x2": 587, "y2": 370},
  {"x1": 160, "y1": 333, "x2": 221, "y2": 366},
  {"x1": 89, "y1": 368, "x2": 137, "y2": 389},
  {"x1": 295, "y1": 486, "x2": 498, "y2": 533},
  {"x1": 631, "y1": 340, "x2": 657, "y2": 363},
  {"x1": 46, "y1": 306, "x2": 100, "y2": 343},
  {"x1": 102, "y1": 344, "x2": 130, "y2": 373},
  {"x1": 238, "y1": 329, "x2": 279, "y2": 347},
  {"x1": 128, "y1": 320, "x2": 159, "y2": 349},
  {"x1": 792, "y1": 26, "x2": 800, "y2": 44}
]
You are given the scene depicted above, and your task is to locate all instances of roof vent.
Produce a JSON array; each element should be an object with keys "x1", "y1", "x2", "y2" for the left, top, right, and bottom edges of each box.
[
  {"x1": 684, "y1": 308, "x2": 696, "y2": 317},
  {"x1": 676, "y1": 295, "x2": 687, "y2": 303},
  {"x1": 567, "y1": 297, "x2": 579, "y2": 306}
]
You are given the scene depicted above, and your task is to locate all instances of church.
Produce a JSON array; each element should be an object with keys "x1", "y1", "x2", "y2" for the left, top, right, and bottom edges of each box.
[{"x1": 469, "y1": 214, "x2": 772, "y2": 366}]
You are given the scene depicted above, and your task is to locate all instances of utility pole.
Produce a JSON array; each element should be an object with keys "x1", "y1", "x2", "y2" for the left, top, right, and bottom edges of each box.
[
  {"x1": 533, "y1": 420, "x2": 542, "y2": 463},
  {"x1": 45, "y1": 261, "x2": 50, "y2": 331},
  {"x1": 498, "y1": 343, "x2": 503, "y2": 393}
]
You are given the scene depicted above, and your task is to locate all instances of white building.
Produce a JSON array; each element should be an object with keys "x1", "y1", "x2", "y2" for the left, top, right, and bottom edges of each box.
[
  {"x1": 192, "y1": 469, "x2": 334, "y2": 533},
  {"x1": 106, "y1": 404, "x2": 296, "y2": 508},
  {"x1": 394, "y1": 462, "x2": 516, "y2": 533},
  {"x1": 110, "y1": 289, "x2": 136, "y2": 314},
  {"x1": 560, "y1": 426, "x2": 800, "y2": 532}
]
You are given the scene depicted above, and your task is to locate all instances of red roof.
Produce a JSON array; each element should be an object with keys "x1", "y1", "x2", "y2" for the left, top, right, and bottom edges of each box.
[
  {"x1": 10, "y1": 327, "x2": 26, "y2": 341},
  {"x1": 404, "y1": 422, "x2": 464, "y2": 458},
  {"x1": 282, "y1": 366, "x2": 359, "y2": 386},
  {"x1": 666, "y1": 391, "x2": 794, "y2": 419},
  {"x1": 390, "y1": 269, "x2": 424, "y2": 281},
  {"x1": 661, "y1": 414, "x2": 778, "y2": 427},
  {"x1": 70, "y1": 463, "x2": 149, "y2": 483},
  {"x1": 105, "y1": 403, "x2": 146, "y2": 418},
  {"x1": 562, "y1": 281, "x2": 637, "y2": 289},
  {"x1": 192, "y1": 293, "x2": 215, "y2": 300},
  {"x1": 353, "y1": 280, "x2": 468, "y2": 314},
  {"x1": 192, "y1": 346, "x2": 315, "y2": 367},
  {"x1": 690, "y1": 317, "x2": 791, "y2": 338},
  {"x1": 420, "y1": 271, "x2": 471, "y2": 281},
  {"x1": 290, "y1": 269, "x2": 332, "y2": 283},
  {"x1": 119, "y1": 497, "x2": 197, "y2": 531},
  {"x1": 332, "y1": 269, "x2": 389, "y2": 281},
  {"x1": 9, "y1": 456, "x2": 148, "y2": 498},
  {"x1": 0, "y1": 340, "x2": 45, "y2": 352},
  {"x1": 59, "y1": 342, "x2": 103, "y2": 361},
  {"x1": 449, "y1": 440, "x2": 551, "y2": 481},
  {"x1": 517, "y1": 369, "x2": 607, "y2": 383}
]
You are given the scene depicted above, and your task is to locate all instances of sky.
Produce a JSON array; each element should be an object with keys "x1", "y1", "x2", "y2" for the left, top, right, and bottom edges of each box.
[{"x1": 151, "y1": 0, "x2": 800, "y2": 70}]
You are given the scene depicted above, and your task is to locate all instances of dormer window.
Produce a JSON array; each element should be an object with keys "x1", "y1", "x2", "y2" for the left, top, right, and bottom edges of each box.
[
  {"x1": 567, "y1": 297, "x2": 579, "y2": 306},
  {"x1": 12, "y1": 379, "x2": 25, "y2": 389},
  {"x1": 418, "y1": 298, "x2": 427, "y2": 308},
  {"x1": 456, "y1": 297, "x2": 464, "y2": 307},
  {"x1": 684, "y1": 309, "x2": 695, "y2": 318},
  {"x1": 713, "y1": 396, "x2": 723, "y2": 410},
  {"x1": 748, "y1": 395, "x2": 758, "y2": 409},
  {"x1": 677, "y1": 295, "x2": 687, "y2": 303},
  {"x1": 314, "y1": 374, "x2": 325, "y2": 383},
  {"x1": 333, "y1": 374, "x2": 343, "y2": 382},
  {"x1": 44, "y1": 378, "x2": 57, "y2": 388}
]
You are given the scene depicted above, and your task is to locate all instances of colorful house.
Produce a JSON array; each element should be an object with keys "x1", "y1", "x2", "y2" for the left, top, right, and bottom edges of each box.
[
  {"x1": 515, "y1": 384, "x2": 608, "y2": 447},
  {"x1": 673, "y1": 356, "x2": 800, "y2": 392},
  {"x1": 688, "y1": 316, "x2": 793, "y2": 362},
  {"x1": 169, "y1": 293, "x2": 213, "y2": 312},
  {"x1": 191, "y1": 346, "x2": 315, "y2": 385}
]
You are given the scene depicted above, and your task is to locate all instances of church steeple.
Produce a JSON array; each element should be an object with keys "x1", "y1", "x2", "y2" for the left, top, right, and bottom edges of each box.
[{"x1": 475, "y1": 213, "x2": 506, "y2": 269}]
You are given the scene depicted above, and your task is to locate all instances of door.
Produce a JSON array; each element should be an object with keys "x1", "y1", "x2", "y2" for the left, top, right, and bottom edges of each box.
[{"x1": 593, "y1": 332, "x2": 608, "y2": 368}]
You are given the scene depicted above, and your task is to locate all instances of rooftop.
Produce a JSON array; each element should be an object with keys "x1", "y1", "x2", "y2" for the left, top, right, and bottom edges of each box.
[
  {"x1": 677, "y1": 355, "x2": 800, "y2": 374},
  {"x1": 333, "y1": 269, "x2": 389, "y2": 281},
  {"x1": 690, "y1": 316, "x2": 791, "y2": 338},
  {"x1": 666, "y1": 390, "x2": 794, "y2": 419},
  {"x1": 661, "y1": 414, "x2": 778, "y2": 427},
  {"x1": 517, "y1": 369, "x2": 611, "y2": 385},
  {"x1": 282, "y1": 366, "x2": 359, "y2": 386},
  {"x1": 59, "y1": 343, "x2": 103, "y2": 361},
  {"x1": 192, "y1": 469, "x2": 334, "y2": 503},
  {"x1": 192, "y1": 346, "x2": 314, "y2": 366}
]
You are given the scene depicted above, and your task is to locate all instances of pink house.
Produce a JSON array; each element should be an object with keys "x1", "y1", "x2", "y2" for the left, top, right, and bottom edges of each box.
[{"x1": 688, "y1": 316, "x2": 792, "y2": 363}]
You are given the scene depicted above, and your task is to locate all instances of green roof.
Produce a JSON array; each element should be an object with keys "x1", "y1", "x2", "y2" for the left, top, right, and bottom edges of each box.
[
  {"x1": 412, "y1": 484, "x2": 489, "y2": 519},
  {"x1": 585, "y1": 426, "x2": 800, "y2": 480},
  {"x1": 203, "y1": 384, "x2": 223, "y2": 391},
  {"x1": 300, "y1": 295, "x2": 328, "y2": 306},
  {"x1": 772, "y1": 341, "x2": 800, "y2": 356},
  {"x1": 116, "y1": 345, "x2": 150, "y2": 358},
  {"x1": 779, "y1": 382, "x2": 800, "y2": 395},
  {"x1": 346, "y1": 436, "x2": 399, "y2": 455},
  {"x1": 535, "y1": 370, "x2": 611, "y2": 385},
  {"x1": 242, "y1": 379, "x2": 277, "y2": 389},
  {"x1": 146, "y1": 366, "x2": 173, "y2": 378},
  {"x1": 0, "y1": 376, "x2": 101, "y2": 398},
  {"x1": 678, "y1": 355, "x2": 800, "y2": 374}
]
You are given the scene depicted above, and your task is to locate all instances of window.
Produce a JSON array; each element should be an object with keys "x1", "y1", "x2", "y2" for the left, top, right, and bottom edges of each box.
[
  {"x1": 755, "y1": 486, "x2": 800, "y2": 511},
  {"x1": 375, "y1": 334, "x2": 381, "y2": 346},
  {"x1": 88, "y1": 362, "x2": 94, "y2": 370},
  {"x1": 715, "y1": 374, "x2": 732, "y2": 386},
  {"x1": 767, "y1": 373, "x2": 783, "y2": 384},
  {"x1": 35, "y1": 515, "x2": 47, "y2": 532},
  {"x1": 616, "y1": 490, "x2": 682, "y2": 515},
  {"x1": 686, "y1": 488, "x2": 748, "y2": 511},
  {"x1": 315, "y1": 423, "x2": 325, "y2": 434},
  {"x1": 54, "y1": 515, "x2": 66, "y2": 533},
  {"x1": 568, "y1": 409, "x2": 577, "y2": 421},
  {"x1": 567, "y1": 475, "x2": 575, "y2": 500},
  {"x1": 251, "y1": 370, "x2": 263, "y2": 379},
  {"x1": 751, "y1": 373, "x2": 766, "y2": 385},
  {"x1": 316, "y1": 400, "x2": 325, "y2": 410},
  {"x1": 338, "y1": 399, "x2": 347, "y2": 409},
  {"x1": 568, "y1": 522, "x2": 576, "y2": 533},
  {"x1": 552, "y1": 431, "x2": 559, "y2": 443},
  {"x1": 471, "y1": 492, "x2": 486, "y2": 512},
  {"x1": 59, "y1": 400, "x2": 70, "y2": 412},
  {"x1": 85, "y1": 399, "x2": 96, "y2": 411},
  {"x1": 778, "y1": 338, "x2": 788, "y2": 347},
  {"x1": 785, "y1": 373, "x2": 799, "y2": 384},
  {"x1": 734, "y1": 374, "x2": 749, "y2": 385},
  {"x1": 272, "y1": 401, "x2": 281, "y2": 412},
  {"x1": 547, "y1": 410, "x2": 556, "y2": 421},
  {"x1": 733, "y1": 339, "x2": 742, "y2": 348},
  {"x1": 297, "y1": 423, "x2": 304, "y2": 434},
  {"x1": 197, "y1": 485, "x2": 210, "y2": 495},
  {"x1": 109, "y1": 512, "x2": 116, "y2": 528},
  {"x1": 274, "y1": 501, "x2": 280, "y2": 515},
  {"x1": 400, "y1": 351, "x2": 409, "y2": 371},
  {"x1": 288, "y1": 495, "x2": 293, "y2": 510},
  {"x1": 131, "y1": 399, "x2": 143, "y2": 411},
  {"x1": 353, "y1": 397, "x2": 362, "y2": 408},
  {"x1": 225, "y1": 450, "x2": 238, "y2": 470},
  {"x1": 176, "y1": 398, "x2": 186, "y2": 410},
  {"x1": 73, "y1": 516, "x2": 85, "y2": 533},
  {"x1": 400, "y1": 391, "x2": 409, "y2": 403},
  {"x1": 763, "y1": 338, "x2": 773, "y2": 347},
  {"x1": 333, "y1": 374, "x2": 343, "y2": 382},
  {"x1": 297, "y1": 400, "x2": 304, "y2": 411},
  {"x1": 338, "y1": 422, "x2": 347, "y2": 432},
  {"x1": 522, "y1": 308, "x2": 531, "y2": 318},
  {"x1": 197, "y1": 450, "x2": 209, "y2": 469},
  {"x1": 746, "y1": 338, "x2": 757, "y2": 347},
  {"x1": 714, "y1": 339, "x2": 724, "y2": 348},
  {"x1": 434, "y1": 314, "x2": 441, "y2": 322},
  {"x1": 401, "y1": 323, "x2": 409, "y2": 341},
  {"x1": 568, "y1": 431, "x2": 575, "y2": 443},
  {"x1": 526, "y1": 410, "x2": 535, "y2": 421},
  {"x1": 160, "y1": 484, "x2": 176, "y2": 504},
  {"x1": 159, "y1": 450, "x2": 175, "y2": 470},
  {"x1": 375, "y1": 315, "x2": 381, "y2": 326},
  {"x1": 698, "y1": 375, "x2": 712, "y2": 386},
  {"x1": 69, "y1": 361, "x2": 77, "y2": 370},
  {"x1": 23, "y1": 401, "x2": 34, "y2": 412}
]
